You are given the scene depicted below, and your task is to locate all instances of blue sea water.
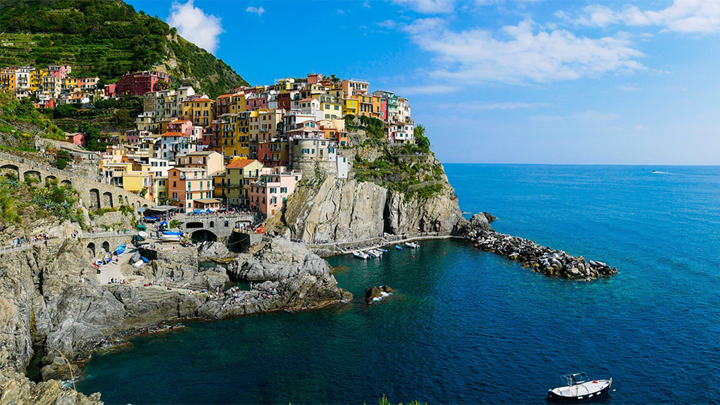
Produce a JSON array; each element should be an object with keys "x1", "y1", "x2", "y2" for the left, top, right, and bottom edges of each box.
[{"x1": 76, "y1": 164, "x2": 720, "y2": 404}]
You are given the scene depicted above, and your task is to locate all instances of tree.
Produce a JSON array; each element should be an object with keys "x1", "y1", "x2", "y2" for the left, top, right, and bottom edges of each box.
[{"x1": 414, "y1": 125, "x2": 431, "y2": 153}]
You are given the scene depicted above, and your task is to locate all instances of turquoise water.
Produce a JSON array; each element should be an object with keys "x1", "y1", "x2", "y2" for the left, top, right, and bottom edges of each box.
[{"x1": 77, "y1": 165, "x2": 720, "y2": 404}]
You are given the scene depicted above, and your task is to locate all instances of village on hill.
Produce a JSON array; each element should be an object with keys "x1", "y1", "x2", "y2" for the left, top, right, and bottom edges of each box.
[{"x1": 0, "y1": 66, "x2": 415, "y2": 218}]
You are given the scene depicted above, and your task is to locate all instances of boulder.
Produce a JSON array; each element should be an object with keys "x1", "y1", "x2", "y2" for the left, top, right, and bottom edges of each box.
[
  {"x1": 365, "y1": 285, "x2": 394, "y2": 303},
  {"x1": 469, "y1": 213, "x2": 491, "y2": 231}
]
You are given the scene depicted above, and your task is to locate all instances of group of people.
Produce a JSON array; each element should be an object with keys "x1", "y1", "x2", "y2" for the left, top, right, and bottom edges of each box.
[
  {"x1": 11, "y1": 233, "x2": 50, "y2": 248},
  {"x1": 108, "y1": 278, "x2": 128, "y2": 284}
]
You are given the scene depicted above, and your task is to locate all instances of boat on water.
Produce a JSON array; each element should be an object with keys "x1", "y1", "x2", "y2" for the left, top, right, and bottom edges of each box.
[
  {"x1": 377, "y1": 248, "x2": 389, "y2": 253},
  {"x1": 395, "y1": 245, "x2": 403, "y2": 250},
  {"x1": 367, "y1": 250, "x2": 382, "y2": 258},
  {"x1": 547, "y1": 373, "x2": 612, "y2": 401},
  {"x1": 353, "y1": 251, "x2": 369, "y2": 260},
  {"x1": 405, "y1": 242, "x2": 419, "y2": 248}
]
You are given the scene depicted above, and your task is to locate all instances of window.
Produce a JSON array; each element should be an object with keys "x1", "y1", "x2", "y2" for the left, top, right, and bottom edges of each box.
[
  {"x1": 173, "y1": 181, "x2": 177, "y2": 187},
  {"x1": 280, "y1": 187, "x2": 287, "y2": 193}
]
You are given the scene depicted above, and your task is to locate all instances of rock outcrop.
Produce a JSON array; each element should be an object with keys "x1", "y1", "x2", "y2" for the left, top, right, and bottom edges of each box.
[
  {"x1": 467, "y1": 228, "x2": 618, "y2": 279},
  {"x1": 270, "y1": 175, "x2": 466, "y2": 244},
  {"x1": 365, "y1": 285, "x2": 393, "y2": 303},
  {"x1": 0, "y1": 237, "x2": 350, "y2": 402}
]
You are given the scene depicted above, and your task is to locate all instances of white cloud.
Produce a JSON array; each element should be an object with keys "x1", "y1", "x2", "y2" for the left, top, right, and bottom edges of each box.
[
  {"x1": 394, "y1": 84, "x2": 462, "y2": 95},
  {"x1": 245, "y1": 6, "x2": 266, "y2": 16},
  {"x1": 168, "y1": 0, "x2": 224, "y2": 54},
  {"x1": 568, "y1": 0, "x2": 720, "y2": 33},
  {"x1": 336, "y1": 9, "x2": 346, "y2": 15},
  {"x1": 616, "y1": 85, "x2": 638, "y2": 91},
  {"x1": 390, "y1": 0, "x2": 455, "y2": 14},
  {"x1": 376, "y1": 20, "x2": 397, "y2": 29},
  {"x1": 438, "y1": 101, "x2": 551, "y2": 110},
  {"x1": 634, "y1": 125, "x2": 646, "y2": 131},
  {"x1": 403, "y1": 18, "x2": 645, "y2": 85},
  {"x1": 363, "y1": 0, "x2": 371, "y2": 8}
]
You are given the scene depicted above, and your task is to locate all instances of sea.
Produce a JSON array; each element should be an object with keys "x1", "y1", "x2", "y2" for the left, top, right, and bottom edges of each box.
[{"x1": 76, "y1": 164, "x2": 720, "y2": 404}]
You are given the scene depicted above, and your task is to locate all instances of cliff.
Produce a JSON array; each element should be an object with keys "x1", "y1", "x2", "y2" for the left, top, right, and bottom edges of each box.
[
  {"x1": 0, "y1": 237, "x2": 349, "y2": 402},
  {"x1": 266, "y1": 119, "x2": 467, "y2": 244}
]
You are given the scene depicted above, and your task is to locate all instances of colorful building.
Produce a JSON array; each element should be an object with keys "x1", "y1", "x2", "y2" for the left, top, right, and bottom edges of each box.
[{"x1": 168, "y1": 167, "x2": 214, "y2": 210}]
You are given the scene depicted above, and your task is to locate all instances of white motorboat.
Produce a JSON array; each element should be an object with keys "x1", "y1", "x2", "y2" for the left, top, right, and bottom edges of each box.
[
  {"x1": 405, "y1": 242, "x2": 419, "y2": 248},
  {"x1": 547, "y1": 373, "x2": 612, "y2": 401},
  {"x1": 367, "y1": 250, "x2": 382, "y2": 258},
  {"x1": 353, "y1": 251, "x2": 369, "y2": 260}
]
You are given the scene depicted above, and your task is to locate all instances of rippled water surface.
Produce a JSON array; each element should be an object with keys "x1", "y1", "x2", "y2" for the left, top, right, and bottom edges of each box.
[{"x1": 77, "y1": 165, "x2": 720, "y2": 404}]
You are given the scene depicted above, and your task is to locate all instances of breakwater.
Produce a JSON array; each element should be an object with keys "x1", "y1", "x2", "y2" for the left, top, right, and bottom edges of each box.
[{"x1": 468, "y1": 229, "x2": 617, "y2": 279}]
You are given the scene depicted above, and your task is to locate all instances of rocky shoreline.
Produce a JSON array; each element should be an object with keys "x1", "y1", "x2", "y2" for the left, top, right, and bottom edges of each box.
[
  {"x1": 0, "y1": 236, "x2": 352, "y2": 403},
  {"x1": 465, "y1": 213, "x2": 618, "y2": 279}
]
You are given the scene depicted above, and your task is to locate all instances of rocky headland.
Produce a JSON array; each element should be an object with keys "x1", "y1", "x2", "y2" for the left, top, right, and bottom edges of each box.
[
  {"x1": 464, "y1": 214, "x2": 618, "y2": 280},
  {"x1": 0, "y1": 235, "x2": 350, "y2": 403}
]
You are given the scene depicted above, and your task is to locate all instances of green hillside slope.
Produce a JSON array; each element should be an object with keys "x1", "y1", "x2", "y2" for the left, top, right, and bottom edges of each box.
[{"x1": 0, "y1": 0, "x2": 248, "y2": 97}]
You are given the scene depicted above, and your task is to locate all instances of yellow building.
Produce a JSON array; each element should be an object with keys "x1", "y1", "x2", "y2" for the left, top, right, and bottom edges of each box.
[
  {"x1": 213, "y1": 170, "x2": 228, "y2": 203},
  {"x1": 225, "y1": 158, "x2": 263, "y2": 206},
  {"x1": 353, "y1": 94, "x2": 374, "y2": 118},
  {"x1": 30, "y1": 69, "x2": 47, "y2": 92},
  {"x1": 343, "y1": 98, "x2": 359, "y2": 117},
  {"x1": 1, "y1": 69, "x2": 16, "y2": 91},
  {"x1": 234, "y1": 111, "x2": 251, "y2": 158},
  {"x1": 62, "y1": 77, "x2": 78, "y2": 93},
  {"x1": 230, "y1": 93, "x2": 246, "y2": 114},
  {"x1": 182, "y1": 98, "x2": 216, "y2": 128}
]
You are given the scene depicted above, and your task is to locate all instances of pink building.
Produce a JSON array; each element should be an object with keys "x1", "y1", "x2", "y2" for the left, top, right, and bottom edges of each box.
[
  {"x1": 65, "y1": 132, "x2": 85, "y2": 147},
  {"x1": 167, "y1": 118, "x2": 193, "y2": 137},
  {"x1": 245, "y1": 94, "x2": 268, "y2": 111},
  {"x1": 115, "y1": 71, "x2": 171, "y2": 96},
  {"x1": 307, "y1": 74, "x2": 323, "y2": 84},
  {"x1": 248, "y1": 168, "x2": 302, "y2": 217},
  {"x1": 48, "y1": 65, "x2": 70, "y2": 79},
  {"x1": 104, "y1": 84, "x2": 116, "y2": 97}
]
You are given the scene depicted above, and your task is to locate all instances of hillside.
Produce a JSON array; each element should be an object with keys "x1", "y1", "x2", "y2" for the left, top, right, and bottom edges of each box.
[
  {"x1": 266, "y1": 117, "x2": 467, "y2": 246},
  {"x1": 0, "y1": 0, "x2": 248, "y2": 97}
]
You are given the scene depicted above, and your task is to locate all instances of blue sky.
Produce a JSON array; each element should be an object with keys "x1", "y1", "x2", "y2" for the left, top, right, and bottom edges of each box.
[{"x1": 127, "y1": 0, "x2": 720, "y2": 165}]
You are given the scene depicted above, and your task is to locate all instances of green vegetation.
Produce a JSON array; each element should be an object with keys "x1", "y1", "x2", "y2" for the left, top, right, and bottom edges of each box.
[
  {"x1": 55, "y1": 148, "x2": 71, "y2": 169},
  {"x1": 0, "y1": 175, "x2": 83, "y2": 225},
  {"x1": 0, "y1": 91, "x2": 64, "y2": 141},
  {"x1": 351, "y1": 117, "x2": 445, "y2": 200},
  {"x1": 46, "y1": 95, "x2": 143, "y2": 133},
  {"x1": 0, "y1": 0, "x2": 248, "y2": 97}
]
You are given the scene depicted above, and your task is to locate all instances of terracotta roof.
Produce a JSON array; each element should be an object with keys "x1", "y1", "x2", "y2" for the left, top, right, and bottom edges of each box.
[
  {"x1": 161, "y1": 132, "x2": 187, "y2": 137},
  {"x1": 227, "y1": 159, "x2": 259, "y2": 169}
]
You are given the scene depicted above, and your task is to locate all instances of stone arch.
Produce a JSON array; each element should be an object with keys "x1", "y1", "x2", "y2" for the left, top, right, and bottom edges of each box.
[
  {"x1": 185, "y1": 222, "x2": 203, "y2": 229},
  {"x1": 102, "y1": 192, "x2": 113, "y2": 208},
  {"x1": 61, "y1": 179, "x2": 72, "y2": 187},
  {"x1": 45, "y1": 175, "x2": 57, "y2": 185},
  {"x1": 209, "y1": 221, "x2": 215, "y2": 228},
  {"x1": 89, "y1": 189, "x2": 100, "y2": 209},
  {"x1": 23, "y1": 170, "x2": 41, "y2": 184},
  {"x1": 191, "y1": 229, "x2": 217, "y2": 242},
  {"x1": 142, "y1": 204, "x2": 148, "y2": 208},
  {"x1": 102, "y1": 241, "x2": 110, "y2": 254},
  {"x1": 87, "y1": 242, "x2": 96, "y2": 257},
  {"x1": 0, "y1": 164, "x2": 19, "y2": 180},
  {"x1": 124, "y1": 196, "x2": 130, "y2": 206}
]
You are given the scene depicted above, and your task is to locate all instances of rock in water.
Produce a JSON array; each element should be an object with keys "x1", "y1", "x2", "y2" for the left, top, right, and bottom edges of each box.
[
  {"x1": 365, "y1": 285, "x2": 394, "y2": 303},
  {"x1": 469, "y1": 213, "x2": 492, "y2": 231}
]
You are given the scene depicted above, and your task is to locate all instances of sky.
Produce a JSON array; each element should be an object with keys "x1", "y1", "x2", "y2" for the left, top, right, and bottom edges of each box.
[{"x1": 126, "y1": 0, "x2": 720, "y2": 165}]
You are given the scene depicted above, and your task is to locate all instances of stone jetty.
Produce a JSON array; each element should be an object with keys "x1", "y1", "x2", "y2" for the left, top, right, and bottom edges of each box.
[{"x1": 467, "y1": 227, "x2": 618, "y2": 280}]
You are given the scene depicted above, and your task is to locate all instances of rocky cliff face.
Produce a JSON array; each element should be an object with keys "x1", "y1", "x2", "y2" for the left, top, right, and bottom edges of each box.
[
  {"x1": 269, "y1": 173, "x2": 465, "y2": 244},
  {"x1": 0, "y1": 237, "x2": 349, "y2": 402}
]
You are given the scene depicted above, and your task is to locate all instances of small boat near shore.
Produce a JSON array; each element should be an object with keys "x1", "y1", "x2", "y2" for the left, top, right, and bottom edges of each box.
[
  {"x1": 405, "y1": 242, "x2": 419, "y2": 249},
  {"x1": 378, "y1": 248, "x2": 389, "y2": 253},
  {"x1": 395, "y1": 245, "x2": 403, "y2": 251},
  {"x1": 547, "y1": 373, "x2": 612, "y2": 401},
  {"x1": 353, "y1": 251, "x2": 369, "y2": 260},
  {"x1": 367, "y1": 250, "x2": 382, "y2": 258}
]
